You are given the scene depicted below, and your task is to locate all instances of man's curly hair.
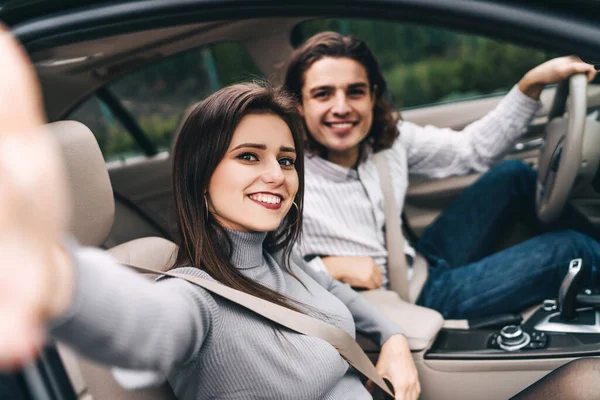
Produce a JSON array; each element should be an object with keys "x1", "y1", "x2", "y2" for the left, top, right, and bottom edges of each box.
[{"x1": 284, "y1": 31, "x2": 400, "y2": 158}]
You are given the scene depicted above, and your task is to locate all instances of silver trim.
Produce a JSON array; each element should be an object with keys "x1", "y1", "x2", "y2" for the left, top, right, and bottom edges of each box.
[
  {"x1": 559, "y1": 259, "x2": 582, "y2": 298},
  {"x1": 35, "y1": 53, "x2": 104, "y2": 68},
  {"x1": 535, "y1": 308, "x2": 600, "y2": 334},
  {"x1": 500, "y1": 325, "x2": 522, "y2": 339},
  {"x1": 497, "y1": 332, "x2": 531, "y2": 351}
]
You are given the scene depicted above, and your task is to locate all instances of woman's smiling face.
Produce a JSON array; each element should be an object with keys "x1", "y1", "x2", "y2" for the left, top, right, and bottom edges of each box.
[
  {"x1": 207, "y1": 112, "x2": 299, "y2": 232},
  {"x1": 300, "y1": 56, "x2": 375, "y2": 167}
]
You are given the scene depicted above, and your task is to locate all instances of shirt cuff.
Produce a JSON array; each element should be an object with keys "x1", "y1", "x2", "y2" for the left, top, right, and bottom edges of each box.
[
  {"x1": 379, "y1": 324, "x2": 406, "y2": 346},
  {"x1": 374, "y1": 313, "x2": 405, "y2": 346},
  {"x1": 514, "y1": 84, "x2": 543, "y2": 109}
]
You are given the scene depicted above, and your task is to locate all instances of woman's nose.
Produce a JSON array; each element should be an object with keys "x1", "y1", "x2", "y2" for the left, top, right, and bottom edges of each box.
[{"x1": 261, "y1": 160, "x2": 285, "y2": 184}]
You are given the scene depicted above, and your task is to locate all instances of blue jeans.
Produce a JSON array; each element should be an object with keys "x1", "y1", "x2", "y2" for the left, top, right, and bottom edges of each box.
[{"x1": 415, "y1": 160, "x2": 600, "y2": 319}]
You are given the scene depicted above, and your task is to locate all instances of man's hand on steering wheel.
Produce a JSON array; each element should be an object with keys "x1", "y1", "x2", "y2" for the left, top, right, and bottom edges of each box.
[{"x1": 518, "y1": 56, "x2": 597, "y2": 100}]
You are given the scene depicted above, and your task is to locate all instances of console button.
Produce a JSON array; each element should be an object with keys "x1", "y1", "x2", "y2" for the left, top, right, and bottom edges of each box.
[
  {"x1": 543, "y1": 299, "x2": 558, "y2": 312},
  {"x1": 526, "y1": 341, "x2": 545, "y2": 349},
  {"x1": 498, "y1": 325, "x2": 531, "y2": 351},
  {"x1": 500, "y1": 325, "x2": 521, "y2": 338},
  {"x1": 531, "y1": 332, "x2": 547, "y2": 342},
  {"x1": 488, "y1": 330, "x2": 548, "y2": 351},
  {"x1": 500, "y1": 325, "x2": 525, "y2": 345},
  {"x1": 487, "y1": 333, "x2": 500, "y2": 349}
]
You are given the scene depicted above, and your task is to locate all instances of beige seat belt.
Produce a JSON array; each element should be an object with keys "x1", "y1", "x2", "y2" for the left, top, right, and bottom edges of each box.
[
  {"x1": 125, "y1": 264, "x2": 394, "y2": 397},
  {"x1": 373, "y1": 152, "x2": 409, "y2": 301}
]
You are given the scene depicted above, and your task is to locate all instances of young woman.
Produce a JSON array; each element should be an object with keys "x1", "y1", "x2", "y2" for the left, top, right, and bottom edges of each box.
[{"x1": 285, "y1": 31, "x2": 600, "y2": 319}]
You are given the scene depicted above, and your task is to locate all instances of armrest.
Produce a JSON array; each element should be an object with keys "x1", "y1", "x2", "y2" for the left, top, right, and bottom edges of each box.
[{"x1": 360, "y1": 290, "x2": 443, "y2": 351}]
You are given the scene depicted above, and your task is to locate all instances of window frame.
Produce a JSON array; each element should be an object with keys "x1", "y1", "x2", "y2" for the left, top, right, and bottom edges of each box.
[
  {"x1": 66, "y1": 40, "x2": 263, "y2": 164},
  {"x1": 95, "y1": 87, "x2": 158, "y2": 158}
]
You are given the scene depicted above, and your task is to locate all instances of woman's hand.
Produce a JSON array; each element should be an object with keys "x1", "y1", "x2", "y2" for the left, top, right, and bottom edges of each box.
[
  {"x1": 366, "y1": 334, "x2": 420, "y2": 400},
  {"x1": 322, "y1": 256, "x2": 383, "y2": 289},
  {"x1": 519, "y1": 56, "x2": 597, "y2": 100},
  {"x1": 0, "y1": 24, "x2": 73, "y2": 370}
]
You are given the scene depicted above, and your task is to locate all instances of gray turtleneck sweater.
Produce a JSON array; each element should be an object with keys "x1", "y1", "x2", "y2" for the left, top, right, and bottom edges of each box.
[{"x1": 51, "y1": 230, "x2": 403, "y2": 399}]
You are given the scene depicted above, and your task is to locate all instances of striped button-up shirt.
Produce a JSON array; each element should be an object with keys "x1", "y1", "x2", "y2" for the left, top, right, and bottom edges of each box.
[{"x1": 298, "y1": 86, "x2": 541, "y2": 286}]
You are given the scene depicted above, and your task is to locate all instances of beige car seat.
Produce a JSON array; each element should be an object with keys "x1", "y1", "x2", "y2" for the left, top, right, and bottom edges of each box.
[{"x1": 49, "y1": 120, "x2": 178, "y2": 400}]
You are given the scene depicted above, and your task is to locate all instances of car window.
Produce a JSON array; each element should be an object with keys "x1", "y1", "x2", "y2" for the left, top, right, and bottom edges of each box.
[
  {"x1": 69, "y1": 96, "x2": 142, "y2": 163},
  {"x1": 69, "y1": 41, "x2": 263, "y2": 163},
  {"x1": 293, "y1": 19, "x2": 554, "y2": 109}
]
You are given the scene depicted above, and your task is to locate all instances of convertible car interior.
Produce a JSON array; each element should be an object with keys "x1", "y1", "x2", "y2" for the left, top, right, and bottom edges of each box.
[{"x1": 5, "y1": 1, "x2": 600, "y2": 399}]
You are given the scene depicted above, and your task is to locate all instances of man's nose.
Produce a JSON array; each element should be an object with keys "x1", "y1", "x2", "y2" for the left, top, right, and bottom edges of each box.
[{"x1": 331, "y1": 92, "x2": 351, "y2": 115}]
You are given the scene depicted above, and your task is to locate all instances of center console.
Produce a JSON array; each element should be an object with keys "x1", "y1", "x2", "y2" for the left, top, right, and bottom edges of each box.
[
  {"x1": 426, "y1": 258, "x2": 600, "y2": 360},
  {"x1": 426, "y1": 308, "x2": 600, "y2": 360}
]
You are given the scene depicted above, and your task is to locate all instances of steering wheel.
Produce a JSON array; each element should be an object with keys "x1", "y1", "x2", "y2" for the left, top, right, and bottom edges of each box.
[{"x1": 536, "y1": 73, "x2": 588, "y2": 223}]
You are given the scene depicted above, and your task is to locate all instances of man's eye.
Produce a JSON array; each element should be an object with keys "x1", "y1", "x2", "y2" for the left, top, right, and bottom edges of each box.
[
  {"x1": 314, "y1": 91, "x2": 329, "y2": 99},
  {"x1": 237, "y1": 153, "x2": 259, "y2": 162},
  {"x1": 279, "y1": 157, "x2": 295, "y2": 167},
  {"x1": 348, "y1": 89, "x2": 366, "y2": 97}
]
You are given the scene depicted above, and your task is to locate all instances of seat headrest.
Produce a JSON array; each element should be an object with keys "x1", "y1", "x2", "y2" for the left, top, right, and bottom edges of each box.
[{"x1": 47, "y1": 121, "x2": 115, "y2": 246}]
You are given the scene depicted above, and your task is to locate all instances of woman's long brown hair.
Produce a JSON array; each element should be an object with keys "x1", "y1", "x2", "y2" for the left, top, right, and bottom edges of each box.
[
  {"x1": 285, "y1": 31, "x2": 400, "y2": 157},
  {"x1": 171, "y1": 82, "x2": 306, "y2": 312}
]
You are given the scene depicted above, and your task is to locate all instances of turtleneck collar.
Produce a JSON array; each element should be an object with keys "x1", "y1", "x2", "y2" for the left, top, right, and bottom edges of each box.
[{"x1": 225, "y1": 229, "x2": 268, "y2": 269}]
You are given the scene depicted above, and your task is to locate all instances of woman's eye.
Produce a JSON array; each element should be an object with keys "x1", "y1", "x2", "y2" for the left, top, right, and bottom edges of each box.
[
  {"x1": 237, "y1": 153, "x2": 258, "y2": 162},
  {"x1": 279, "y1": 157, "x2": 295, "y2": 167}
]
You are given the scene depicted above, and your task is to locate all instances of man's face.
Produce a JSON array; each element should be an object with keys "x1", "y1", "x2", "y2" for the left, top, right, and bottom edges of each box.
[{"x1": 300, "y1": 57, "x2": 375, "y2": 165}]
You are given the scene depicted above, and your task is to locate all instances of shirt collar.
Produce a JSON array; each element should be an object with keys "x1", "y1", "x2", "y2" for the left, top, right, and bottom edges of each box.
[
  {"x1": 305, "y1": 153, "x2": 356, "y2": 181},
  {"x1": 304, "y1": 144, "x2": 373, "y2": 182},
  {"x1": 304, "y1": 145, "x2": 373, "y2": 182}
]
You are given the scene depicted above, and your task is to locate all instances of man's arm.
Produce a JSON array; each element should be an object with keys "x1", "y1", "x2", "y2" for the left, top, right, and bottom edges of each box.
[{"x1": 400, "y1": 56, "x2": 596, "y2": 179}]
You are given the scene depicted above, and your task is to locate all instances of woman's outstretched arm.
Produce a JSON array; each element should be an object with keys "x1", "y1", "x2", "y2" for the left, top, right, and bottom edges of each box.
[{"x1": 51, "y1": 244, "x2": 216, "y2": 372}]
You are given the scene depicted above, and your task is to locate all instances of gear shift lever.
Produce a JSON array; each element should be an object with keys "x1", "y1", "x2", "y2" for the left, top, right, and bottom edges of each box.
[{"x1": 558, "y1": 258, "x2": 585, "y2": 320}]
